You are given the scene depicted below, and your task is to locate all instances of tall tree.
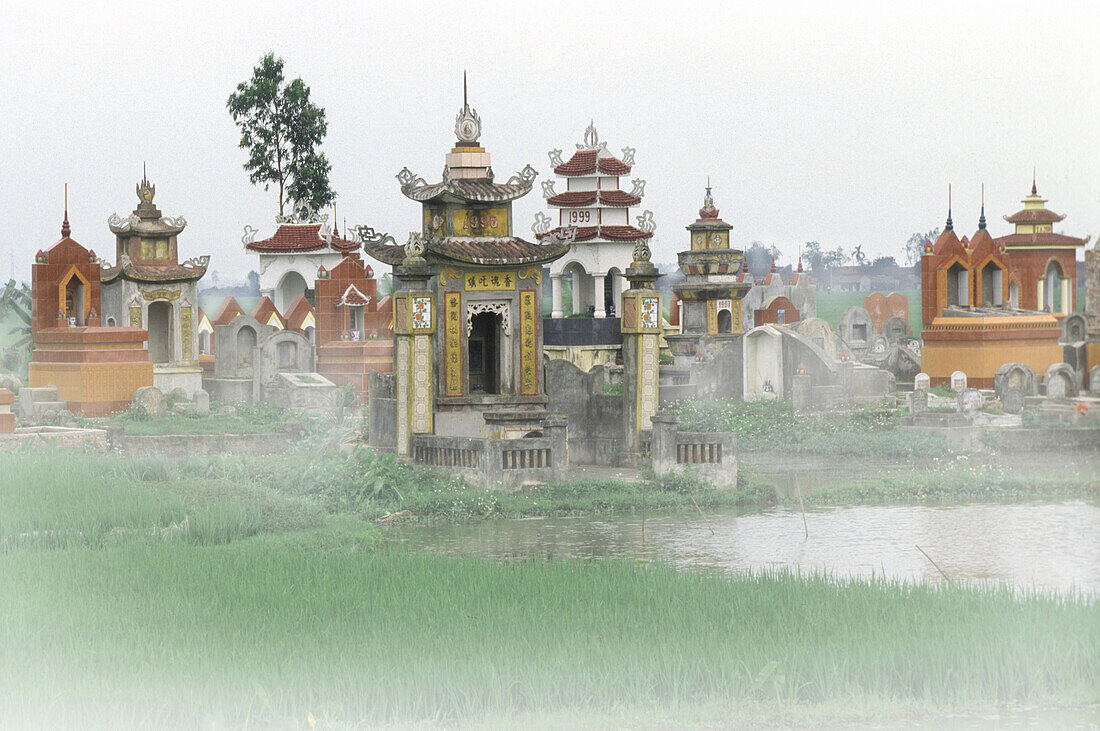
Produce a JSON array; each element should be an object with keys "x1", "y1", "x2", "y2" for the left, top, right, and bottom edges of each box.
[
  {"x1": 745, "y1": 241, "x2": 782, "y2": 276},
  {"x1": 904, "y1": 228, "x2": 940, "y2": 266},
  {"x1": 227, "y1": 53, "x2": 336, "y2": 216}
]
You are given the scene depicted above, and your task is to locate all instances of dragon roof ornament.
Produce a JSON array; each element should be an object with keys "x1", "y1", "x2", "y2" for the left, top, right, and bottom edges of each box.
[
  {"x1": 354, "y1": 225, "x2": 396, "y2": 248},
  {"x1": 531, "y1": 212, "x2": 552, "y2": 236},
  {"x1": 275, "y1": 201, "x2": 328, "y2": 225}
]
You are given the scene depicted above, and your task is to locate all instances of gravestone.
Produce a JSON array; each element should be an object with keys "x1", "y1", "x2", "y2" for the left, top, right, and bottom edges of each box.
[
  {"x1": 871, "y1": 336, "x2": 888, "y2": 354},
  {"x1": 914, "y1": 372, "x2": 930, "y2": 391},
  {"x1": 193, "y1": 388, "x2": 210, "y2": 414},
  {"x1": 1060, "y1": 313, "x2": 1087, "y2": 343},
  {"x1": 1001, "y1": 387, "x2": 1025, "y2": 415},
  {"x1": 791, "y1": 374, "x2": 812, "y2": 413},
  {"x1": 950, "y1": 371, "x2": 967, "y2": 391},
  {"x1": 1089, "y1": 366, "x2": 1100, "y2": 396},
  {"x1": 132, "y1": 386, "x2": 167, "y2": 418},
  {"x1": 838, "y1": 306, "x2": 874, "y2": 349},
  {"x1": 956, "y1": 388, "x2": 982, "y2": 415},
  {"x1": 909, "y1": 389, "x2": 928, "y2": 416},
  {"x1": 882, "y1": 316, "x2": 909, "y2": 344},
  {"x1": 994, "y1": 362, "x2": 1037, "y2": 398},
  {"x1": 1043, "y1": 363, "x2": 1076, "y2": 399}
]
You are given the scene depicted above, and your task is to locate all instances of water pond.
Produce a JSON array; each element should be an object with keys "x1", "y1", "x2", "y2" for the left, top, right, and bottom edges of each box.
[{"x1": 391, "y1": 500, "x2": 1100, "y2": 594}]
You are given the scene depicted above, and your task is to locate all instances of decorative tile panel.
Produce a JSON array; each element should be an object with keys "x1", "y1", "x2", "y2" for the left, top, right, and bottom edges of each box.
[
  {"x1": 411, "y1": 335, "x2": 432, "y2": 433},
  {"x1": 411, "y1": 295, "x2": 432, "y2": 331},
  {"x1": 640, "y1": 296, "x2": 660, "y2": 330},
  {"x1": 181, "y1": 306, "x2": 193, "y2": 361},
  {"x1": 444, "y1": 291, "x2": 463, "y2": 396},
  {"x1": 637, "y1": 334, "x2": 659, "y2": 429},
  {"x1": 520, "y1": 290, "x2": 538, "y2": 395}
]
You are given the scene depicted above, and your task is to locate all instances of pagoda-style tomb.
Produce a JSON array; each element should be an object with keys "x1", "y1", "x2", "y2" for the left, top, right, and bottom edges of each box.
[
  {"x1": 920, "y1": 192, "x2": 1063, "y2": 388},
  {"x1": 994, "y1": 180, "x2": 1090, "y2": 315},
  {"x1": 100, "y1": 174, "x2": 209, "y2": 397},
  {"x1": 28, "y1": 206, "x2": 153, "y2": 416},
  {"x1": 666, "y1": 186, "x2": 751, "y2": 359},
  {"x1": 244, "y1": 208, "x2": 361, "y2": 312},
  {"x1": 536, "y1": 122, "x2": 654, "y2": 319},
  {"x1": 363, "y1": 91, "x2": 572, "y2": 454}
]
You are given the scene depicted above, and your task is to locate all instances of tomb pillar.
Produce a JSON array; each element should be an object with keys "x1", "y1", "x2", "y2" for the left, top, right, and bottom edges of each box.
[
  {"x1": 1061, "y1": 277, "x2": 1070, "y2": 316},
  {"x1": 551, "y1": 274, "x2": 564, "y2": 318},
  {"x1": 572, "y1": 272, "x2": 584, "y2": 315},
  {"x1": 391, "y1": 237, "x2": 435, "y2": 458},
  {"x1": 1037, "y1": 277, "x2": 1045, "y2": 311},
  {"x1": 620, "y1": 243, "x2": 661, "y2": 465},
  {"x1": 593, "y1": 273, "x2": 606, "y2": 318}
]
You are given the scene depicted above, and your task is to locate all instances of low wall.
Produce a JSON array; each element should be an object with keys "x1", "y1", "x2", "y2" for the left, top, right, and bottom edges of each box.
[
  {"x1": 650, "y1": 413, "x2": 738, "y2": 489},
  {"x1": 411, "y1": 418, "x2": 567, "y2": 490},
  {"x1": 110, "y1": 431, "x2": 295, "y2": 458},
  {"x1": 0, "y1": 427, "x2": 109, "y2": 452}
]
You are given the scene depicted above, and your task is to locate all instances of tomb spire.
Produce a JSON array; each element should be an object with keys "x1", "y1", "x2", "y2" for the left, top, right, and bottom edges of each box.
[
  {"x1": 61, "y1": 183, "x2": 70, "y2": 238},
  {"x1": 945, "y1": 183, "x2": 953, "y2": 231},
  {"x1": 978, "y1": 183, "x2": 986, "y2": 230}
]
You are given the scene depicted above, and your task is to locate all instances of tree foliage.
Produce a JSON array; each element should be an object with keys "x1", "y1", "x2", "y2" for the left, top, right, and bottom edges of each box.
[
  {"x1": 745, "y1": 241, "x2": 782, "y2": 276},
  {"x1": 227, "y1": 53, "x2": 335, "y2": 216},
  {"x1": 905, "y1": 227, "x2": 940, "y2": 266},
  {"x1": 802, "y1": 242, "x2": 848, "y2": 272}
]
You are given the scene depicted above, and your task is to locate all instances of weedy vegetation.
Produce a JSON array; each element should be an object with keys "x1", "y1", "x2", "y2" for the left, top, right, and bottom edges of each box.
[{"x1": 1, "y1": 449, "x2": 1097, "y2": 727}]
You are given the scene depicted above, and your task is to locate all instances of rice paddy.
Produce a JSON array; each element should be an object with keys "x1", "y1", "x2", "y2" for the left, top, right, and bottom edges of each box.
[{"x1": 2, "y1": 448, "x2": 1097, "y2": 727}]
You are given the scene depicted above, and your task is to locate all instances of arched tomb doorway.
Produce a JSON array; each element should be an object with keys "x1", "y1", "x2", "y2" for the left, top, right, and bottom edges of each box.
[
  {"x1": 469, "y1": 311, "x2": 502, "y2": 394},
  {"x1": 147, "y1": 301, "x2": 173, "y2": 363}
]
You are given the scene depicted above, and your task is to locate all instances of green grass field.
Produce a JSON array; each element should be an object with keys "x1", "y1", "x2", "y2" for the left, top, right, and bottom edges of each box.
[
  {"x1": 2, "y1": 449, "x2": 1097, "y2": 727},
  {"x1": 815, "y1": 289, "x2": 923, "y2": 336}
]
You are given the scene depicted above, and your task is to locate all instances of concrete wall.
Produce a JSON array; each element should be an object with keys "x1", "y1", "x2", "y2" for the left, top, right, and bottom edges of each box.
[{"x1": 545, "y1": 359, "x2": 624, "y2": 465}]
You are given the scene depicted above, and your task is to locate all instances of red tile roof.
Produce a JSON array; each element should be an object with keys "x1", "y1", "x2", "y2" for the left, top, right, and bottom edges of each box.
[
  {"x1": 554, "y1": 149, "x2": 598, "y2": 176},
  {"x1": 246, "y1": 223, "x2": 360, "y2": 254},
  {"x1": 996, "y1": 232, "x2": 1090, "y2": 247},
  {"x1": 546, "y1": 190, "x2": 641, "y2": 208},
  {"x1": 598, "y1": 157, "x2": 631, "y2": 175},
  {"x1": 552, "y1": 150, "x2": 633, "y2": 176},
  {"x1": 547, "y1": 191, "x2": 598, "y2": 207},
  {"x1": 537, "y1": 225, "x2": 652, "y2": 243},
  {"x1": 1004, "y1": 208, "x2": 1065, "y2": 224},
  {"x1": 339, "y1": 285, "x2": 371, "y2": 306},
  {"x1": 599, "y1": 190, "x2": 641, "y2": 207},
  {"x1": 599, "y1": 225, "x2": 652, "y2": 241}
]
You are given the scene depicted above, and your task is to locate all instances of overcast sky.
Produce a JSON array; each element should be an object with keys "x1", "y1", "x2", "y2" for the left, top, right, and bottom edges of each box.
[{"x1": 2, "y1": 0, "x2": 1096, "y2": 282}]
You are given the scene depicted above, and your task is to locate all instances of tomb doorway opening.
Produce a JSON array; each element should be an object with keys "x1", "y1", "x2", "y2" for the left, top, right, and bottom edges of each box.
[
  {"x1": 275, "y1": 270, "x2": 309, "y2": 313},
  {"x1": 469, "y1": 311, "x2": 502, "y2": 394},
  {"x1": 62, "y1": 273, "x2": 85, "y2": 325},
  {"x1": 147, "y1": 301, "x2": 173, "y2": 363},
  {"x1": 237, "y1": 325, "x2": 257, "y2": 368},
  {"x1": 946, "y1": 262, "x2": 968, "y2": 307}
]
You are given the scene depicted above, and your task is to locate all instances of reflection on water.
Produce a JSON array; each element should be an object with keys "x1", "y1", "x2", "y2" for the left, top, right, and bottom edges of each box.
[{"x1": 391, "y1": 501, "x2": 1100, "y2": 594}]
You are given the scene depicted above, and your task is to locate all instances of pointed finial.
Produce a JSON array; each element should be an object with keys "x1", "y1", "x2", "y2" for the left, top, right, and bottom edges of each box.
[
  {"x1": 945, "y1": 183, "x2": 953, "y2": 231},
  {"x1": 1031, "y1": 167, "x2": 1037, "y2": 196},
  {"x1": 61, "y1": 183, "x2": 70, "y2": 237},
  {"x1": 463, "y1": 71, "x2": 467, "y2": 109},
  {"x1": 143, "y1": 161, "x2": 147, "y2": 185},
  {"x1": 770, "y1": 258, "x2": 777, "y2": 274},
  {"x1": 797, "y1": 256, "x2": 803, "y2": 273},
  {"x1": 978, "y1": 183, "x2": 986, "y2": 230}
]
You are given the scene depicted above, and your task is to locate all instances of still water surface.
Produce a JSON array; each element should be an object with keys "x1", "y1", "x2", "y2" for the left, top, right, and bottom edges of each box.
[{"x1": 392, "y1": 501, "x2": 1100, "y2": 594}]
